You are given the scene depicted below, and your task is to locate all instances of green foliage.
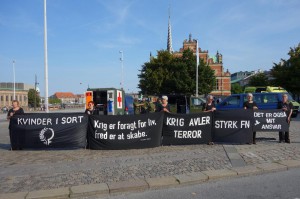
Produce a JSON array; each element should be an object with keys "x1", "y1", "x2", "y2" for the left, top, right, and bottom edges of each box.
[
  {"x1": 138, "y1": 49, "x2": 216, "y2": 95},
  {"x1": 231, "y1": 83, "x2": 244, "y2": 94},
  {"x1": 271, "y1": 44, "x2": 300, "y2": 94},
  {"x1": 249, "y1": 73, "x2": 269, "y2": 86},
  {"x1": 49, "y1": 98, "x2": 62, "y2": 104},
  {"x1": 28, "y1": 89, "x2": 41, "y2": 107}
]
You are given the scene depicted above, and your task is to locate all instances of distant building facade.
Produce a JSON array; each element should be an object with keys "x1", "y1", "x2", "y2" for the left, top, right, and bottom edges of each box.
[
  {"x1": 231, "y1": 69, "x2": 267, "y2": 87},
  {"x1": 173, "y1": 34, "x2": 231, "y2": 96},
  {"x1": 0, "y1": 82, "x2": 33, "y2": 108},
  {"x1": 50, "y1": 92, "x2": 76, "y2": 104}
]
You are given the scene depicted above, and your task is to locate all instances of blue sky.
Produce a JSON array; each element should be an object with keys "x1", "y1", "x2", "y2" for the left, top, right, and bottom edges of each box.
[{"x1": 0, "y1": 0, "x2": 299, "y2": 96}]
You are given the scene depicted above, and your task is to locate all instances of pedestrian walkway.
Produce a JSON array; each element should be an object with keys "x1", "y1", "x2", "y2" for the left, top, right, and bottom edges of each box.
[{"x1": 0, "y1": 115, "x2": 299, "y2": 199}]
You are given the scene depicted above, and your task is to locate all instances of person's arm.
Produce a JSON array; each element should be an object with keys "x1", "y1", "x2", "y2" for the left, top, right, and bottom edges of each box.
[
  {"x1": 7, "y1": 110, "x2": 12, "y2": 120},
  {"x1": 287, "y1": 102, "x2": 293, "y2": 123},
  {"x1": 243, "y1": 102, "x2": 247, "y2": 109},
  {"x1": 253, "y1": 102, "x2": 258, "y2": 110}
]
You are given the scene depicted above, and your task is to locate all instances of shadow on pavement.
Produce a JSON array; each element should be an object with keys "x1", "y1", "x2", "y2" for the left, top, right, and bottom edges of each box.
[{"x1": 0, "y1": 143, "x2": 11, "y2": 150}]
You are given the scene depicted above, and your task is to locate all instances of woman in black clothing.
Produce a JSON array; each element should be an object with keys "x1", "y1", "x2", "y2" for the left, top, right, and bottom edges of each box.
[
  {"x1": 7, "y1": 100, "x2": 24, "y2": 120},
  {"x1": 203, "y1": 95, "x2": 216, "y2": 145},
  {"x1": 278, "y1": 94, "x2": 293, "y2": 143},
  {"x1": 7, "y1": 100, "x2": 24, "y2": 150},
  {"x1": 85, "y1": 101, "x2": 97, "y2": 115},
  {"x1": 202, "y1": 95, "x2": 216, "y2": 112},
  {"x1": 243, "y1": 93, "x2": 258, "y2": 144}
]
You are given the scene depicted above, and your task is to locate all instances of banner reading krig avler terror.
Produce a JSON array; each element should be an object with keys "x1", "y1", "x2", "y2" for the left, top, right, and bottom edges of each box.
[
  {"x1": 253, "y1": 109, "x2": 289, "y2": 132},
  {"x1": 162, "y1": 112, "x2": 212, "y2": 145},
  {"x1": 88, "y1": 112, "x2": 163, "y2": 150},
  {"x1": 9, "y1": 113, "x2": 88, "y2": 149}
]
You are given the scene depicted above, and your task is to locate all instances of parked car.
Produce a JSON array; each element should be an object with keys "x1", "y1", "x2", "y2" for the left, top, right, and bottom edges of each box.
[{"x1": 216, "y1": 92, "x2": 299, "y2": 117}]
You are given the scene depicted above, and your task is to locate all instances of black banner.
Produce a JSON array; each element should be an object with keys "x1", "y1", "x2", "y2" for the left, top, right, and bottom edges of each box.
[
  {"x1": 253, "y1": 109, "x2": 289, "y2": 131},
  {"x1": 88, "y1": 112, "x2": 163, "y2": 150},
  {"x1": 162, "y1": 112, "x2": 212, "y2": 145},
  {"x1": 9, "y1": 113, "x2": 88, "y2": 149},
  {"x1": 213, "y1": 110, "x2": 254, "y2": 143}
]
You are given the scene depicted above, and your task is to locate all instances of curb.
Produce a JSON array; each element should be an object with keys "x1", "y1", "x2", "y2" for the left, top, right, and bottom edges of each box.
[{"x1": 1, "y1": 161, "x2": 300, "y2": 199}]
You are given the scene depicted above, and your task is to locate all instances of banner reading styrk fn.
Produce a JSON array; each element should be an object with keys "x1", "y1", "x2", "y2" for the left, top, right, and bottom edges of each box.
[
  {"x1": 213, "y1": 110, "x2": 253, "y2": 143},
  {"x1": 9, "y1": 113, "x2": 88, "y2": 149},
  {"x1": 88, "y1": 112, "x2": 163, "y2": 150},
  {"x1": 253, "y1": 109, "x2": 289, "y2": 131},
  {"x1": 162, "y1": 112, "x2": 212, "y2": 145}
]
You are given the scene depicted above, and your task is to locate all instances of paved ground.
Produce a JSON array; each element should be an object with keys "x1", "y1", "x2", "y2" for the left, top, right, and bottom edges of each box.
[{"x1": 0, "y1": 111, "x2": 299, "y2": 198}]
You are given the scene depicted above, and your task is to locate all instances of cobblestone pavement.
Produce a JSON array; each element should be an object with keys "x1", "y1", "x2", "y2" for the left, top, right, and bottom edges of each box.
[{"x1": 0, "y1": 113, "x2": 299, "y2": 194}]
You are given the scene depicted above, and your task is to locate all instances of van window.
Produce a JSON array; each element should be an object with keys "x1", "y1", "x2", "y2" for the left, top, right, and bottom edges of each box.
[
  {"x1": 223, "y1": 96, "x2": 240, "y2": 106},
  {"x1": 243, "y1": 95, "x2": 262, "y2": 104}
]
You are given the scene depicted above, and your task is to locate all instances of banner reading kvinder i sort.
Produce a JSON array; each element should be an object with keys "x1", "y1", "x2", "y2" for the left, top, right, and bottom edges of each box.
[{"x1": 9, "y1": 113, "x2": 88, "y2": 149}]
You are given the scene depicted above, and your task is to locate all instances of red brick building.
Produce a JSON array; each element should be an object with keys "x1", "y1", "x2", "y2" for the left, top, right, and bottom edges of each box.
[
  {"x1": 173, "y1": 34, "x2": 231, "y2": 96},
  {"x1": 51, "y1": 92, "x2": 76, "y2": 104}
]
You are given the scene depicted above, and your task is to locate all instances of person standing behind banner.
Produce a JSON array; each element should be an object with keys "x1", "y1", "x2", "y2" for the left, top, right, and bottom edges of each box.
[
  {"x1": 133, "y1": 98, "x2": 143, "y2": 114},
  {"x1": 202, "y1": 95, "x2": 216, "y2": 112},
  {"x1": 7, "y1": 100, "x2": 24, "y2": 150},
  {"x1": 202, "y1": 95, "x2": 216, "y2": 145},
  {"x1": 243, "y1": 93, "x2": 258, "y2": 144},
  {"x1": 278, "y1": 94, "x2": 293, "y2": 143},
  {"x1": 156, "y1": 96, "x2": 170, "y2": 112},
  {"x1": 7, "y1": 100, "x2": 24, "y2": 119},
  {"x1": 85, "y1": 101, "x2": 97, "y2": 115}
]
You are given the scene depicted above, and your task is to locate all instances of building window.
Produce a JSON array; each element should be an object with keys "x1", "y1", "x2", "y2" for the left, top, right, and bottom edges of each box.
[
  {"x1": 6, "y1": 96, "x2": 8, "y2": 101},
  {"x1": 11, "y1": 96, "x2": 13, "y2": 101},
  {"x1": 215, "y1": 80, "x2": 219, "y2": 90},
  {"x1": 0, "y1": 96, "x2": 3, "y2": 101}
]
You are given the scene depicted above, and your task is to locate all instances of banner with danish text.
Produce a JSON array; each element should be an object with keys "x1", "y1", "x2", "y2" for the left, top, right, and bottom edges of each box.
[
  {"x1": 253, "y1": 109, "x2": 289, "y2": 132},
  {"x1": 213, "y1": 110, "x2": 254, "y2": 143},
  {"x1": 162, "y1": 112, "x2": 212, "y2": 145},
  {"x1": 9, "y1": 113, "x2": 88, "y2": 149},
  {"x1": 88, "y1": 112, "x2": 163, "y2": 150}
]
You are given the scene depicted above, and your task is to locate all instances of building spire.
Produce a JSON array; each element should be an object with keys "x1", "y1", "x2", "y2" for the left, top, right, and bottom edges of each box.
[{"x1": 167, "y1": 5, "x2": 173, "y2": 53}]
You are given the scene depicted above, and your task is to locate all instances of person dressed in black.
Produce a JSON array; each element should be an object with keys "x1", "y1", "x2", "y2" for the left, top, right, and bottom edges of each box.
[
  {"x1": 7, "y1": 100, "x2": 24, "y2": 150},
  {"x1": 243, "y1": 93, "x2": 258, "y2": 144},
  {"x1": 202, "y1": 95, "x2": 216, "y2": 113},
  {"x1": 85, "y1": 101, "x2": 97, "y2": 115},
  {"x1": 156, "y1": 96, "x2": 170, "y2": 112},
  {"x1": 278, "y1": 94, "x2": 293, "y2": 143},
  {"x1": 202, "y1": 95, "x2": 216, "y2": 145}
]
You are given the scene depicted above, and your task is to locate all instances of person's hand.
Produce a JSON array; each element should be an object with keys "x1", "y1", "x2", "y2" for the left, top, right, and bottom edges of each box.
[
  {"x1": 211, "y1": 107, "x2": 216, "y2": 112},
  {"x1": 163, "y1": 108, "x2": 169, "y2": 112},
  {"x1": 10, "y1": 112, "x2": 14, "y2": 117}
]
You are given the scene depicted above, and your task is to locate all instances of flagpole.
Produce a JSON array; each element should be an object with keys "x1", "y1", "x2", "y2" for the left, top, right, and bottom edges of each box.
[
  {"x1": 44, "y1": 0, "x2": 49, "y2": 112},
  {"x1": 196, "y1": 40, "x2": 199, "y2": 97}
]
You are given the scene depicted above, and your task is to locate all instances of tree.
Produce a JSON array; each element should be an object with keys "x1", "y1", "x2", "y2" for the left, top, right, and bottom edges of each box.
[
  {"x1": 248, "y1": 73, "x2": 269, "y2": 86},
  {"x1": 231, "y1": 83, "x2": 243, "y2": 94},
  {"x1": 28, "y1": 89, "x2": 41, "y2": 108},
  {"x1": 198, "y1": 59, "x2": 216, "y2": 95},
  {"x1": 138, "y1": 49, "x2": 216, "y2": 96},
  {"x1": 271, "y1": 43, "x2": 300, "y2": 96},
  {"x1": 49, "y1": 98, "x2": 62, "y2": 104}
]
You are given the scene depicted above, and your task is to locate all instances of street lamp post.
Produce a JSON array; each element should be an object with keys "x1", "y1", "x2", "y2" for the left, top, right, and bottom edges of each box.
[
  {"x1": 34, "y1": 75, "x2": 39, "y2": 111},
  {"x1": 119, "y1": 51, "x2": 124, "y2": 89},
  {"x1": 196, "y1": 40, "x2": 199, "y2": 97},
  {"x1": 12, "y1": 60, "x2": 16, "y2": 100},
  {"x1": 44, "y1": 0, "x2": 49, "y2": 113}
]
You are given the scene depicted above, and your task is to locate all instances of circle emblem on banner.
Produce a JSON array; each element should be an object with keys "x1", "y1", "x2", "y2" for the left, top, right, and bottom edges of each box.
[{"x1": 39, "y1": 127, "x2": 55, "y2": 145}]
